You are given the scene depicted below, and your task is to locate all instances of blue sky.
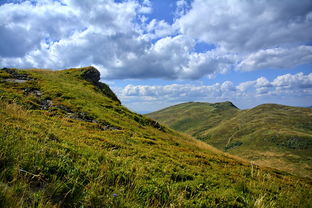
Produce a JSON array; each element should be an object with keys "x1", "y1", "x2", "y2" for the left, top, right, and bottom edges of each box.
[{"x1": 0, "y1": 0, "x2": 312, "y2": 113}]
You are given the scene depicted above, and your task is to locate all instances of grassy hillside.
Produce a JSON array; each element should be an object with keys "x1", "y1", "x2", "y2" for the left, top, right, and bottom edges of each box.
[
  {"x1": 200, "y1": 104, "x2": 312, "y2": 179},
  {"x1": 0, "y1": 68, "x2": 311, "y2": 207},
  {"x1": 147, "y1": 102, "x2": 312, "y2": 179},
  {"x1": 147, "y1": 102, "x2": 239, "y2": 137}
]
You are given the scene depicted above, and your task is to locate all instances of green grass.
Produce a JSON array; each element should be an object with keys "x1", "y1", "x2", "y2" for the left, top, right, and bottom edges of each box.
[
  {"x1": 147, "y1": 102, "x2": 239, "y2": 137},
  {"x1": 147, "y1": 102, "x2": 312, "y2": 179},
  {"x1": 0, "y1": 67, "x2": 312, "y2": 207}
]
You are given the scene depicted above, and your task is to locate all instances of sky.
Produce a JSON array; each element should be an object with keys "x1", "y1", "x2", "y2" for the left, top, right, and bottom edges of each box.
[{"x1": 0, "y1": 0, "x2": 312, "y2": 113}]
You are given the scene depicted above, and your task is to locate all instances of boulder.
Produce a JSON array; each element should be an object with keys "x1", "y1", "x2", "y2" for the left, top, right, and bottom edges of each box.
[{"x1": 81, "y1": 66, "x2": 100, "y2": 83}]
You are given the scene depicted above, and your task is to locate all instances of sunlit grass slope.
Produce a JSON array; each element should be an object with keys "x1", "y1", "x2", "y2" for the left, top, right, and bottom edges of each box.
[
  {"x1": 199, "y1": 104, "x2": 312, "y2": 178},
  {"x1": 147, "y1": 102, "x2": 239, "y2": 137},
  {"x1": 147, "y1": 102, "x2": 312, "y2": 179},
  {"x1": 0, "y1": 67, "x2": 311, "y2": 207}
]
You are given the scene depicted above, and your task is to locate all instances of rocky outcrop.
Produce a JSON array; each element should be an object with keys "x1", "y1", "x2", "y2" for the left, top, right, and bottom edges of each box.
[
  {"x1": 81, "y1": 66, "x2": 101, "y2": 83},
  {"x1": 1, "y1": 67, "x2": 32, "y2": 82},
  {"x1": 80, "y1": 67, "x2": 121, "y2": 104}
]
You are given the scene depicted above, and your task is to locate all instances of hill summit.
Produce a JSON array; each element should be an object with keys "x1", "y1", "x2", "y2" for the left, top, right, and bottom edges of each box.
[
  {"x1": 147, "y1": 101, "x2": 239, "y2": 137},
  {"x1": 0, "y1": 67, "x2": 311, "y2": 207}
]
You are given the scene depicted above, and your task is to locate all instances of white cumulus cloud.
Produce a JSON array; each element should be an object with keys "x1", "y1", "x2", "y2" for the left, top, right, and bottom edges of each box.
[
  {"x1": 119, "y1": 72, "x2": 312, "y2": 111},
  {"x1": 237, "y1": 46, "x2": 312, "y2": 71},
  {"x1": 0, "y1": 0, "x2": 311, "y2": 80},
  {"x1": 177, "y1": 0, "x2": 312, "y2": 52}
]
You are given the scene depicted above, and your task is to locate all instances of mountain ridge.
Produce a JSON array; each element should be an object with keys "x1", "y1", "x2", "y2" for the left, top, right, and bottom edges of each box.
[
  {"x1": 147, "y1": 101, "x2": 240, "y2": 138},
  {"x1": 147, "y1": 101, "x2": 312, "y2": 179}
]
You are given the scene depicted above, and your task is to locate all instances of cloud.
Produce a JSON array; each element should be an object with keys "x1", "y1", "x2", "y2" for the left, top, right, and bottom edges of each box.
[
  {"x1": 103, "y1": 35, "x2": 237, "y2": 80},
  {"x1": 0, "y1": 0, "x2": 311, "y2": 80},
  {"x1": 237, "y1": 46, "x2": 312, "y2": 71},
  {"x1": 0, "y1": 1, "x2": 80, "y2": 57},
  {"x1": 139, "y1": 0, "x2": 152, "y2": 14},
  {"x1": 120, "y1": 81, "x2": 237, "y2": 102},
  {"x1": 0, "y1": 0, "x2": 148, "y2": 68},
  {"x1": 175, "y1": 0, "x2": 191, "y2": 18},
  {"x1": 0, "y1": 0, "x2": 235, "y2": 80},
  {"x1": 237, "y1": 81, "x2": 256, "y2": 92},
  {"x1": 120, "y1": 72, "x2": 312, "y2": 105},
  {"x1": 177, "y1": 0, "x2": 312, "y2": 52},
  {"x1": 145, "y1": 19, "x2": 176, "y2": 39},
  {"x1": 240, "y1": 72, "x2": 312, "y2": 96},
  {"x1": 272, "y1": 72, "x2": 312, "y2": 90}
]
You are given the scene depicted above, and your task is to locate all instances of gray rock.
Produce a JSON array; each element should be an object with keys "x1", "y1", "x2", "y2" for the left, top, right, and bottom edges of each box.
[
  {"x1": 2, "y1": 68, "x2": 31, "y2": 80},
  {"x1": 24, "y1": 88, "x2": 42, "y2": 97},
  {"x1": 41, "y1": 99, "x2": 53, "y2": 110},
  {"x1": 81, "y1": 67, "x2": 100, "y2": 83}
]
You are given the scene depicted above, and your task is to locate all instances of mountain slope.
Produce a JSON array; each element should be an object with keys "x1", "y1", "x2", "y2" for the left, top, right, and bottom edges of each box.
[
  {"x1": 147, "y1": 102, "x2": 312, "y2": 179},
  {"x1": 199, "y1": 104, "x2": 312, "y2": 178},
  {"x1": 0, "y1": 68, "x2": 311, "y2": 207},
  {"x1": 147, "y1": 102, "x2": 239, "y2": 137}
]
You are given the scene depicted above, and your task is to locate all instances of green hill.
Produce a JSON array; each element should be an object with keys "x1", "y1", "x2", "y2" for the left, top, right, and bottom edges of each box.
[
  {"x1": 147, "y1": 102, "x2": 312, "y2": 179},
  {"x1": 147, "y1": 102, "x2": 239, "y2": 137},
  {"x1": 0, "y1": 68, "x2": 311, "y2": 207}
]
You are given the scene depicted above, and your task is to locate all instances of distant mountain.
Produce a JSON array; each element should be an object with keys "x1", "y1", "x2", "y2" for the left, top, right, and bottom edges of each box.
[
  {"x1": 2, "y1": 67, "x2": 311, "y2": 207},
  {"x1": 147, "y1": 102, "x2": 312, "y2": 178},
  {"x1": 147, "y1": 101, "x2": 239, "y2": 137}
]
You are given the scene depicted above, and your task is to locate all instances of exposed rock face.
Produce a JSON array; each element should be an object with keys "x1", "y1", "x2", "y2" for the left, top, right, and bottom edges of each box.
[
  {"x1": 80, "y1": 67, "x2": 121, "y2": 104},
  {"x1": 81, "y1": 66, "x2": 100, "y2": 83}
]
